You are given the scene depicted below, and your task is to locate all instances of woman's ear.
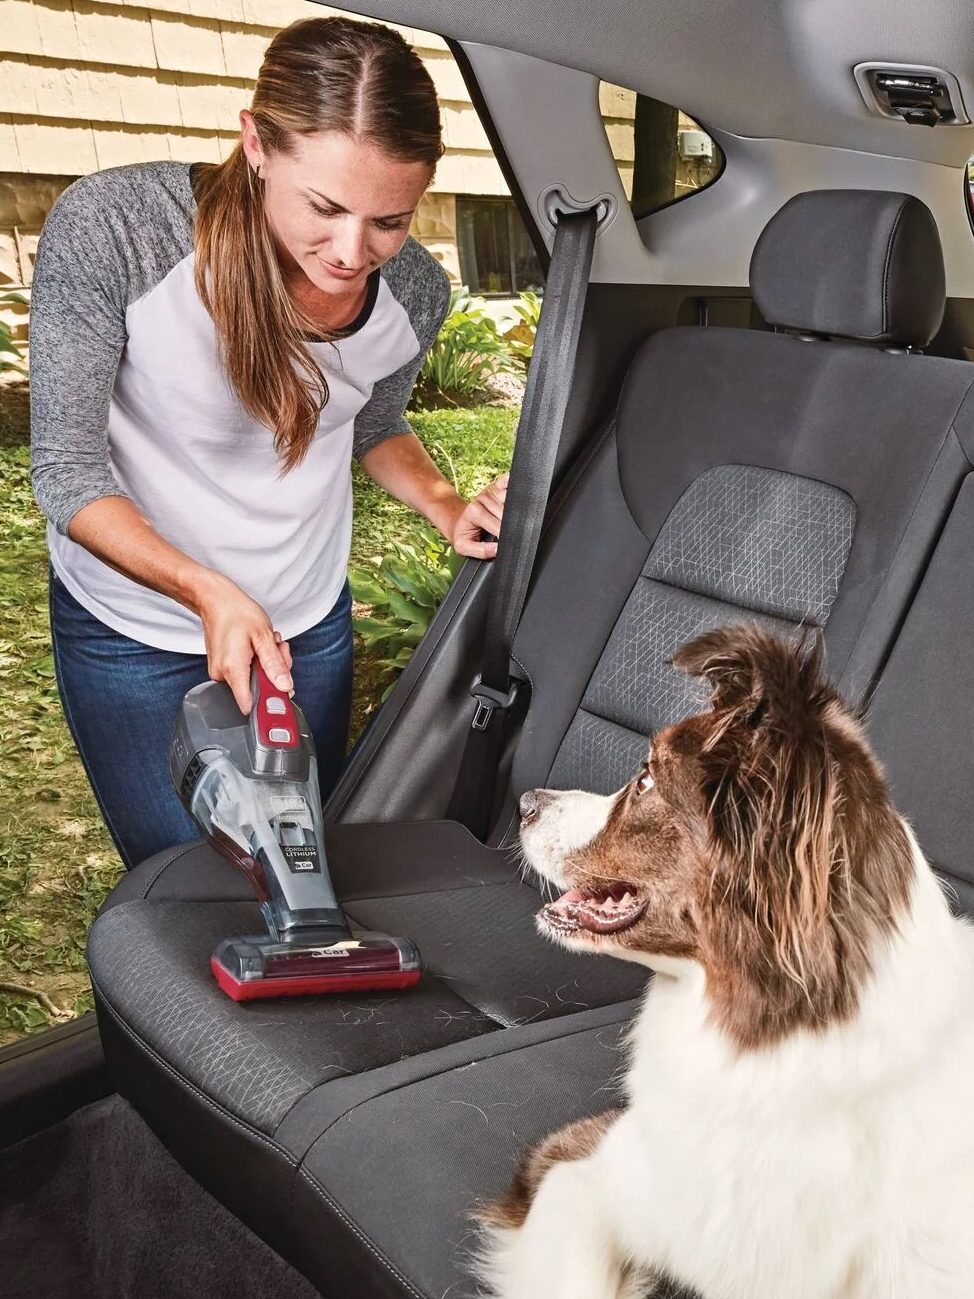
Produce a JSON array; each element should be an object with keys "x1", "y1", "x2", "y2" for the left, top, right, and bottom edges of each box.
[{"x1": 239, "y1": 110, "x2": 264, "y2": 175}]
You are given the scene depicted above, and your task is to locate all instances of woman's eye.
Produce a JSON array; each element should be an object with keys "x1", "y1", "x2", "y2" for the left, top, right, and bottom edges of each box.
[{"x1": 307, "y1": 202, "x2": 406, "y2": 233}]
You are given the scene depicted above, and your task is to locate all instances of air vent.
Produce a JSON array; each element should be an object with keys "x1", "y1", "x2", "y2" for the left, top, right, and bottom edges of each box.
[{"x1": 855, "y1": 63, "x2": 970, "y2": 127}]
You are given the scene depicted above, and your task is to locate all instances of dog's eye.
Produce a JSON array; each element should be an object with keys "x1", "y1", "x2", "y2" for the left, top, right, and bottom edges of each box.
[{"x1": 635, "y1": 762, "x2": 654, "y2": 796}]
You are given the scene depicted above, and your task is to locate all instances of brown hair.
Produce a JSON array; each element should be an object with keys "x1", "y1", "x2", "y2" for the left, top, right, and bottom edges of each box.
[
  {"x1": 673, "y1": 625, "x2": 914, "y2": 1048},
  {"x1": 193, "y1": 16, "x2": 443, "y2": 471}
]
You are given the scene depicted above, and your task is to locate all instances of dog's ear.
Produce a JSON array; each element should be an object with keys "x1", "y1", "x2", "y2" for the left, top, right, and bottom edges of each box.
[
  {"x1": 673, "y1": 625, "x2": 913, "y2": 1049},
  {"x1": 672, "y1": 623, "x2": 827, "y2": 734}
]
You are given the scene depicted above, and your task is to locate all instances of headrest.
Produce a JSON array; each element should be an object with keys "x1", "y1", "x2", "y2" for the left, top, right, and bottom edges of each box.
[{"x1": 750, "y1": 190, "x2": 945, "y2": 347}]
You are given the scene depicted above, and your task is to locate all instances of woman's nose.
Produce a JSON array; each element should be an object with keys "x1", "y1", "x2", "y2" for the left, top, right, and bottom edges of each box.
[{"x1": 328, "y1": 222, "x2": 368, "y2": 269}]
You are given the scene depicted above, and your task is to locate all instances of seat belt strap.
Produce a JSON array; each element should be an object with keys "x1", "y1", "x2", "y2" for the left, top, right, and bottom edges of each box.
[{"x1": 447, "y1": 205, "x2": 600, "y2": 838}]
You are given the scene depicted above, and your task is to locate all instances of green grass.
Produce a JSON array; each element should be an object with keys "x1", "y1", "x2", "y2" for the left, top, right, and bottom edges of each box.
[
  {"x1": 0, "y1": 404, "x2": 516, "y2": 1046},
  {"x1": 350, "y1": 407, "x2": 517, "y2": 566}
]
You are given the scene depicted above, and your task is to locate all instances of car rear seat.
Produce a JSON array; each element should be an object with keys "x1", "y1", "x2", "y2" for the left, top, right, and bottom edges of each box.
[{"x1": 86, "y1": 190, "x2": 974, "y2": 1299}]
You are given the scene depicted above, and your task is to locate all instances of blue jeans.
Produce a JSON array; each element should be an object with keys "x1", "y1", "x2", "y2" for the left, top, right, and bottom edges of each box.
[{"x1": 49, "y1": 570, "x2": 353, "y2": 870}]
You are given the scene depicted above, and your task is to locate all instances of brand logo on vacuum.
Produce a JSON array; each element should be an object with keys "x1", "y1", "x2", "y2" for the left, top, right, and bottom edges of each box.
[{"x1": 282, "y1": 844, "x2": 320, "y2": 873}]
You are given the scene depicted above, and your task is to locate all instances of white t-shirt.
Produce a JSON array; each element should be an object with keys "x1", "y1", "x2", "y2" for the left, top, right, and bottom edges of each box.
[{"x1": 30, "y1": 161, "x2": 451, "y2": 653}]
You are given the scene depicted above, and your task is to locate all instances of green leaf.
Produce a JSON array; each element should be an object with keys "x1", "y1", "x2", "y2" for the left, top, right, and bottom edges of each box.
[
  {"x1": 381, "y1": 558, "x2": 428, "y2": 602},
  {"x1": 347, "y1": 567, "x2": 390, "y2": 607},
  {"x1": 383, "y1": 587, "x2": 426, "y2": 623}
]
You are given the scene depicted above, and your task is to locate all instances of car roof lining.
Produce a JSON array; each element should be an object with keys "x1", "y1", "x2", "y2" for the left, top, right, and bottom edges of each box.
[
  {"x1": 448, "y1": 44, "x2": 974, "y2": 297},
  {"x1": 331, "y1": 0, "x2": 974, "y2": 168}
]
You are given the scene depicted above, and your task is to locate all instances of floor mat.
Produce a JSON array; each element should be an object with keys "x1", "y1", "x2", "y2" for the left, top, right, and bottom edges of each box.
[{"x1": 0, "y1": 1093, "x2": 322, "y2": 1299}]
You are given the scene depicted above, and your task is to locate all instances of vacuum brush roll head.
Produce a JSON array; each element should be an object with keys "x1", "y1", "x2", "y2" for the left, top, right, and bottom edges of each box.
[{"x1": 210, "y1": 931, "x2": 422, "y2": 1002}]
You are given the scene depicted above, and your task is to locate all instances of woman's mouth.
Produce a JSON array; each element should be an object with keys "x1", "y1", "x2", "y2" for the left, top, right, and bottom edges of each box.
[{"x1": 318, "y1": 258, "x2": 364, "y2": 280}]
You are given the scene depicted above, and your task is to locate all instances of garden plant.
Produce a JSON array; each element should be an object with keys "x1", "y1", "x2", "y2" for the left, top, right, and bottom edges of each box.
[{"x1": 0, "y1": 288, "x2": 523, "y2": 1044}]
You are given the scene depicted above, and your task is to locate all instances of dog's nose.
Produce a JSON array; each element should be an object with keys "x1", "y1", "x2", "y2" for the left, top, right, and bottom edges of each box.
[{"x1": 519, "y1": 789, "x2": 548, "y2": 825}]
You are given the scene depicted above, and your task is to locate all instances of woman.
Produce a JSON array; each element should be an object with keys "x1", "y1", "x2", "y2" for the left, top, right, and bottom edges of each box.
[{"x1": 29, "y1": 15, "x2": 507, "y2": 870}]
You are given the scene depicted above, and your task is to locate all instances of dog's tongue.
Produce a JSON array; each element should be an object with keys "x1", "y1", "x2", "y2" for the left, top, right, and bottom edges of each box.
[
  {"x1": 559, "y1": 889, "x2": 588, "y2": 906},
  {"x1": 544, "y1": 884, "x2": 645, "y2": 935}
]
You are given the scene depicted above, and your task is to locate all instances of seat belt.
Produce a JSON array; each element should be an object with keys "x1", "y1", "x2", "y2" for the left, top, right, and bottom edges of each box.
[{"x1": 447, "y1": 205, "x2": 600, "y2": 839}]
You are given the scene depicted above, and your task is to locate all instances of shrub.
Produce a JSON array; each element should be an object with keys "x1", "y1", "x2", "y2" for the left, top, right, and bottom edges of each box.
[
  {"x1": 417, "y1": 287, "x2": 516, "y2": 407},
  {"x1": 0, "y1": 291, "x2": 28, "y2": 378},
  {"x1": 503, "y1": 290, "x2": 542, "y2": 365},
  {"x1": 349, "y1": 524, "x2": 464, "y2": 699}
]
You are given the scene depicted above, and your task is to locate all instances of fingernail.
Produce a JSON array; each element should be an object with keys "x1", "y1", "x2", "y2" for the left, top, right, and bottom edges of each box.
[{"x1": 275, "y1": 674, "x2": 292, "y2": 690}]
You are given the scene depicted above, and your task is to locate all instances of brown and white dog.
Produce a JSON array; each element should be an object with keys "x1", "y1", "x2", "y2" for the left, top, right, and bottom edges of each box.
[{"x1": 476, "y1": 625, "x2": 974, "y2": 1299}]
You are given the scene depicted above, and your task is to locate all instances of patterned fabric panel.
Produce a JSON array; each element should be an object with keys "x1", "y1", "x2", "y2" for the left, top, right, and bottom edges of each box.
[
  {"x1": 548, "y1": 584, "x2": 793, "y2": 792},
  {"x1": 88, "y1": 899, "x2": 495, "y2": 1134},
  {"x1": 547, "y1": 709, "x2": 653, "y2": 794},
  {"x1": 646, "y1": 465, "x2": 855, "y2": 624},
  {"x1": 546, "y1": 464, "x2": 856, "y2": 793}
]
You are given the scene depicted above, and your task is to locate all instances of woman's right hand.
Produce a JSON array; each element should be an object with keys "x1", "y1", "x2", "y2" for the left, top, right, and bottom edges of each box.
[{"x1": 193, "y1": 571, "x2": 293, "y2": 714}]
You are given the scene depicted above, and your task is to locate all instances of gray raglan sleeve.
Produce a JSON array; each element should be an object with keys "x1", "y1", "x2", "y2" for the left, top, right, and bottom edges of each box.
[
  {"x1": 352, "y1": 251, "x2": 451, "y2": 460},
  {"x1": 29, "y1": 178, "x2": 132, "y2": 535}
]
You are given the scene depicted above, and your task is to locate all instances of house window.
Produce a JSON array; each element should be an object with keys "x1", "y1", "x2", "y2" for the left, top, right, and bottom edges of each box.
[{"x1": 456, "y1": 196, "x2": 544, "y2": 296}]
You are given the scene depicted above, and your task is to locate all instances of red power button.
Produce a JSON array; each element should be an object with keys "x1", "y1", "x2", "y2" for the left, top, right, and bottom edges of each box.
[{"x1": 253, "y1": 662, "x2": 299, "y2": 749}]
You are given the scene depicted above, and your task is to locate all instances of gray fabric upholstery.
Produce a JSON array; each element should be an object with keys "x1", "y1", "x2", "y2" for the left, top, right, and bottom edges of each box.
[
  {"x1": 749, "y1": 189, "x2": 946, "y2": 345},
  {"x1": 864, "y1": 473, "x2": 974, "y2": 910},
  {"x1": 88, "y1": 832, "x2": 647, "y2": 1135},
  {"x1": 510, "y1": 328, "x2": 974, "y2": 803},
  {"x1": 297, "y1": 1011, "x2": 632, "y2": 1299},
  {"x1": 85, "y1": 190, "x2": 974, "y2": 1298},
  {"x1": 548, "y1": 465, "x2": 854, "y2": 792},
  {"x1": 88, "y1": 897, "x2": 496, "y2": 1135},
  {"x1": 647, "y1": 465, "x2": 855, "y2": 622}
]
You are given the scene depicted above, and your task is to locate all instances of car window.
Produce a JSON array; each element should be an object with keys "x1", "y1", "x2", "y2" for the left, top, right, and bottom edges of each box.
[
  {"x1": 0, "y1": 7, "x2": 527, "y2": 1049},
  {"x1": 600, "y1": 82, "x2": 724, "y2": 218}
]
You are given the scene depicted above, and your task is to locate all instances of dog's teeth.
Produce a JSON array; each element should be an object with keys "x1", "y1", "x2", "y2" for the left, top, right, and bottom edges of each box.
[{"x1": 621, "y1": 892, "x2": 632, "y2": 906}]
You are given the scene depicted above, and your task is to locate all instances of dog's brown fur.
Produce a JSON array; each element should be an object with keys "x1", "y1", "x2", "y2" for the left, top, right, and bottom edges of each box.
[
  {"x1": 480, "y1": 1109, "x2": 624, "y2": 1229},
  {"x1": 673, "y1": 626, "x2": 914, "y2": 1048},
  {"x1": 483, "y1": 626, "x2": 917, "y2": 1237}
]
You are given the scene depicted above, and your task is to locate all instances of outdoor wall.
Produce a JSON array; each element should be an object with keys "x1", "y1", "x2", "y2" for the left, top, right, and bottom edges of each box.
[{"x1": 0, "y1": 0, "x2": 516, "y2": 306}]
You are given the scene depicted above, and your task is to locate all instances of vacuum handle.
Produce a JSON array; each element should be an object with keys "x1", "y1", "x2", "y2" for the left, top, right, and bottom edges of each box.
[{"x1": 250, "y1": 661, "x2": 299, "y2": 751}]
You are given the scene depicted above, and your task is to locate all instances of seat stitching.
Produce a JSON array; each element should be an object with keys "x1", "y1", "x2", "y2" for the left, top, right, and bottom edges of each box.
[
  {"x1": 299, "y1": 1002, "x2": 636, "y2": 1149},
  {"x1": 640, "y1": 563, "x2": 833, "y2": 630},
  {"x1": 880, "y1": 202, "x2": 906, "y2": 339},
  {"x1": 296, "y1": 1166, "x2": 428, "y2": 1299},
  {"x1": 91, "y1": 977, "x2": 435, "y2": 1299},
  {"x1": 340, "y1": 878, "x2": 532, "y2": 904},
  {"x1": 141, "y1": 842, "x2": 207, "y2": 899},
  {"x1": 92, "y1": 976, "x2": 298, "y2": 1161}
]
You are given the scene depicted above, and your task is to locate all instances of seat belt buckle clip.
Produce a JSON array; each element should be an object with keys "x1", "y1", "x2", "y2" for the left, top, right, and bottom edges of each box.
[{"x1": 469, "y1": 674, "x2": 519, "y2": 731}]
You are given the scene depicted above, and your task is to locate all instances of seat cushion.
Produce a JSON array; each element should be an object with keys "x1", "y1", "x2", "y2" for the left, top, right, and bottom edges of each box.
[
  {"x1": 89, "y1": 822, "x2": 647, "y2": 1137},
  {"x1": 88, "y1": 821, "x2": 653, "y2": 1297}
]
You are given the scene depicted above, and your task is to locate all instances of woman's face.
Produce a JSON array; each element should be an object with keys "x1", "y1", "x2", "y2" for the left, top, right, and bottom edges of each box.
[{"x1": 241, "y1": 116, "x2": 434, "y2": 296}]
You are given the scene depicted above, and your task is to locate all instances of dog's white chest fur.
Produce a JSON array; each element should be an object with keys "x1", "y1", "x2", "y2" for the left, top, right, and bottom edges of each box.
[
  {"x1": 628, "y1": 880, "x2": 974, "y2": 1297},
  {"x1": 480, "y1": 630, "x2": 974, "y2": 1299},
  {"x1": 481, "y1": 849, "x2": 974, "y2": 1299}
]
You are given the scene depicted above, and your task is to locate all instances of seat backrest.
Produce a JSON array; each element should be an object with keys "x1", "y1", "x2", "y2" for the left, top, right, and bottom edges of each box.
[
  {"x1": 862, "y1": 472, "x2": 974, "y2": 916},
  {"x1": 506, "y1": 189, "x2": 974, "y2": 801}
]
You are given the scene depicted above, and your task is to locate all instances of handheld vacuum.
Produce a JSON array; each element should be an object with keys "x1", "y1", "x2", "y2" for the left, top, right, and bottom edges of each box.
[{"x1": 170, "y1": 662, "x2": 421, "y2": 1002}]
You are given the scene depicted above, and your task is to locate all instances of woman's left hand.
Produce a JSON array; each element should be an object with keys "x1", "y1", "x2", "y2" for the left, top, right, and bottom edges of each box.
[{"x1": 448, "y1": 472, "x2": 509, "y2": 559}]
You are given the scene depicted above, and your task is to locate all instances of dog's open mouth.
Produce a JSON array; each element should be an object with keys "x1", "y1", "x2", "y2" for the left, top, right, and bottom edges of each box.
[{"x1": 540, "y1": 883, "x2": 647, "y2": 936}]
